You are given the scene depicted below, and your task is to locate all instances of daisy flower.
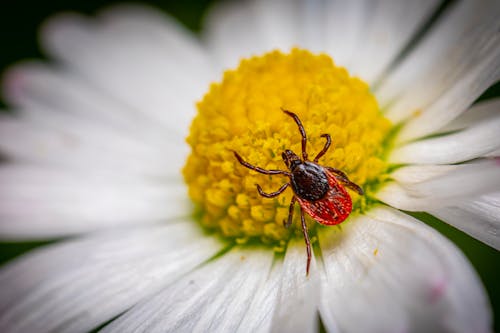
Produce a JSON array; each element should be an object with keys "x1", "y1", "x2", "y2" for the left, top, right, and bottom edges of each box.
[{"x1": 0, "y1": 1, "x2": 499, "y2": 332}]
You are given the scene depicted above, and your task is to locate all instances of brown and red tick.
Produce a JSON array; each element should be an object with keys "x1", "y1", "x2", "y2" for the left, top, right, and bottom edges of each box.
[{"x1": 233, "y1": 108, "x2": 364, "y2": 275}]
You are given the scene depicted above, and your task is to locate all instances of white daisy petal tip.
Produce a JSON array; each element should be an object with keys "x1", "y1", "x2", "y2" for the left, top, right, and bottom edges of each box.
[
  {"x1": 1, "y1": 61, "x2": 40, "y2": 106},
  {"x1": 97, "y1": 2, "x2": 165, "y2": 18},
  {"x1": 39, "y1": 11, "x2": 91, "y2": 57},
  {"x1": 95, "y1": 3, "x2": 194, "y2": 40}
]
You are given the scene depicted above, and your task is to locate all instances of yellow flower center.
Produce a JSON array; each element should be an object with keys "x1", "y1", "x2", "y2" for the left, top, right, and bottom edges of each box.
[{"x1": 183, "y1": 49, "x2": 392, "y2": 249}]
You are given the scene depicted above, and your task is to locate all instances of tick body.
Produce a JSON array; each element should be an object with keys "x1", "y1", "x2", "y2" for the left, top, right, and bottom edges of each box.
[{"x1": 233, "y1": 108, "x2": 363, "y2": 275}]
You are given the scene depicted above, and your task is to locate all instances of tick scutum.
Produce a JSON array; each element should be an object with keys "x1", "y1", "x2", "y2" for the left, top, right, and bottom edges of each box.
[{"x1": 290, "y1": 162, "x2": 329, "y2": 201}]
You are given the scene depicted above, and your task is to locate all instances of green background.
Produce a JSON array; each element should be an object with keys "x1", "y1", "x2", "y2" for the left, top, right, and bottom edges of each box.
[{"x1": 0, "y1": 0, "x2": 499, "y2": 332}]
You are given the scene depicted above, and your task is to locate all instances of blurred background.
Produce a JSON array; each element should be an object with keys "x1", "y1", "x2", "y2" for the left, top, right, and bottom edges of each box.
[{"x1": 0, "y1": 0, "x2": 499, "y2": 331}]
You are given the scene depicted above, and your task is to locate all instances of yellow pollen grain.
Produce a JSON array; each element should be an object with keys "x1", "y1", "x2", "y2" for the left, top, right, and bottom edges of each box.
[{"x1": 183, "y1": 49, "x2": 392, "y2": 245}]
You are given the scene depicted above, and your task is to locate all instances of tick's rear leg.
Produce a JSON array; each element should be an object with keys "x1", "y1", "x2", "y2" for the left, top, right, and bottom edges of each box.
[
  {"x1": 326, "y1": 167, "x2": 364, "y2": 195},
  {"x1": 300, "y1": 207, "x2": 312, "y2": 276},
  {"x1": 256, "y1": 183, "x2": 289, "y2": 198},
  {"x1": 284, "y1": 196, "x2": 297, "y2": 228}
]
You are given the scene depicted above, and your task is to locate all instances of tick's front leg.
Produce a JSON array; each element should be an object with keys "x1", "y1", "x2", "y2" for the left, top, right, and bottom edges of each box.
[{"x1": 233, "y1": 151, "x2": 290, "y2": 176}]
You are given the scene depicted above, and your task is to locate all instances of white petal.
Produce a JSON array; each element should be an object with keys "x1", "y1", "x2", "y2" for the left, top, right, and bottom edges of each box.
[
  {"x1": 1, "y1": 59, "x2": 189, "y2": 184},
  {"x1": 377, "y1": 0, "x2": 500, "y2": 139},
  {"x1": 40, "y1": 5, "x2": 214, "y2": 136},
  {"x1": 428, "y1": 192, "x2": 500, "y2": 250},
  {"x1": 389, "y1": 106, "x2": 500, "y2": 164},
  {"x1": 0, "y1": 222, "x2": 224, "y2": 333},
  {"x1": 377, "y1": 160, "x2": 500, "y2": 211},
  {"x1": 203, "y1": 0, "x2": 324, "y2": 72},
  {"x1": 270, "y1": 239, "x2": 319, "y2": 333},
  {"x1": 102, "y1": 247, "x2": 273, "y2": 333},
  {"x1": 204, "y1": 0, "x2": 438, "y2": 85},
  {"x1": 486, "y1": 148, "x2": 500, "y2": 157},
  {"x1": 440, "y1": 98, "x2": 500, "y2": 132},
  {"x1": 0, "y1": 165, "x2": 191, "y2": 239},
  {"x1": 340, "y1": 0, "x2": 439, "y2": 83},
  {"x1": 388, "y1": 164, "x2": 458, "y2": 184},
  {"x1": 2, "y1": 63, "x2": 178, "y2": 150},
  {"x1": 203, "y1": 0, "x2": 260, "y2": 72},
  {"x1": 248, "y1": 0, "x2": 321, "y2": 52},
  {"x1": 319, "y1": 207, "x2": 490, "y2": 333},
  {"x1": 0, "y1": 113, "x2": 183, "y2": 178},
  {"x1": 236, "y1": 261, "x2": 283, "y2": 333},
  {"x1": 323, "y1": 1, "x2": 366, "y2": 70},
  {"x1": 396, "y1": 56, "x2": 500, "y2": 143}
]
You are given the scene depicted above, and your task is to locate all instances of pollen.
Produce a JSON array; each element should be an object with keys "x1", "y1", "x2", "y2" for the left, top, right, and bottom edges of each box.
[{"x1": 183, "y1": 49, "x2": 392, "y2": 246}]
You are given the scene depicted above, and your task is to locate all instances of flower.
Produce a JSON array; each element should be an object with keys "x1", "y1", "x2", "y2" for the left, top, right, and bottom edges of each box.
[{"x1": 0, "y1": 1, "x2": 499, "y2": 332}]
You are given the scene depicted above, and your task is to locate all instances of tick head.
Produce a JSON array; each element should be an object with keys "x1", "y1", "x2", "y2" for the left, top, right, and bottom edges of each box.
[{"x1": 282, "y1": 149, "x2": 301, "y2": 170}]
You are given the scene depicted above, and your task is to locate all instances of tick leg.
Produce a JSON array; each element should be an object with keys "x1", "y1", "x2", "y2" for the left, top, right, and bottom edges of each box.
[
  {"x1": 283, "y1": 196, "x2": 297, "y2": 228},
  {"x1": 256, "y1": 183, "x2": 289, "y2": 198},
  {"x1": 326, "y1": 167, "x2": 364, "y2": 195},
  {"x1": 233, "y1": 151, "x2": 290, "y2": 176},
  {"x1": 281, "y1": 108, "x2": 308, "y2": 161},
  {"x1": 300, "y1": 207, "x2": 312, "y2": 276},
  {"x1": 313, "y1": 134, "x2": 331, "y2": 162}
]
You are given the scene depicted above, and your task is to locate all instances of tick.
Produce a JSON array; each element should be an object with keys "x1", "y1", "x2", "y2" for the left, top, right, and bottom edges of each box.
[{"x1": 233, "y1": 108, "x2": 364, "y2": 275}]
